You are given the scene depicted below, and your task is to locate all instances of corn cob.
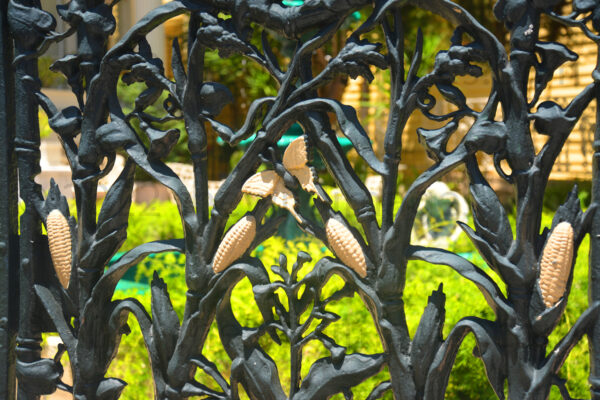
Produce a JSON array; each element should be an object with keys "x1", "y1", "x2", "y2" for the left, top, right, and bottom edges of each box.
[
  {"x1": 539, "y1": 221, "x2": 574, "y2": 308},
  {"x1": 283, "y1": 136, "x2": 309, "y2": 170},
  {"x1": 46, "y1": 209, "x2": 72, "y2": 289},
  {"x1": 283, "y1": 137, "x2": 325, "y2": 201},
  {"x1": 326, "y1": 218, "x2": 367, "y2": 278},
  {"x1": 212, "y1": 215, "x2": 257, "y2": 273},
  {"x1": 242, "y1": 170, "x2": 279, "y2": 197}
]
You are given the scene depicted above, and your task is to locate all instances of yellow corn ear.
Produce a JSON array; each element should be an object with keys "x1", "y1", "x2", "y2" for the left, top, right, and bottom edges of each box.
[
  {"x1": 212, "y1": 215, "x2": 257, "y2": 273},
  {"x1": 46, "y1": 209, "x2": 72, "y2": 289},
  {"x1": 539, "y1": 221, "x2": 574, "y2": 308},
  {"x1": 326, "y1": 218, "x2": 367, "y2": 278}
]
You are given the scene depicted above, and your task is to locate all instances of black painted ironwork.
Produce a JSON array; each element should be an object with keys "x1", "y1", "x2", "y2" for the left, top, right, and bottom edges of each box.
[{"x1": 1, "y1": 0, "x2": 600, "y2": 399}]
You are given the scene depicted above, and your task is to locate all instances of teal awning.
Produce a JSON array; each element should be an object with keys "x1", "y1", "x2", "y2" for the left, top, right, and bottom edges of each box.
[
  {"x1": 215, "y1": 122, "x2": 353, "y2": 150},
  {"x1": 281, "y1": 0, "x2": 361, "y2": 20}
]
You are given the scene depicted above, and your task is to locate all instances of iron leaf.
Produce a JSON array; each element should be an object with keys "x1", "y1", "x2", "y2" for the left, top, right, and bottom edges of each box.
[
  {"x1": 533, "y1": 101, "x2": 577, "y2": 136},
  {"x1": 293, "y1": 353, "x2": 385, "y2": 400},
  {"x1": 417, "y1": 121, "x2": 458, "y2": 162},
  {"x1": 95, "y1": 159, "x2": 136, "y2": 252},
  {"x1": 411, "y1": 284, "x2": 446, "y2": 392},
  {"x1": 96, "y1": 378, "x2": 127, "y2": 400},
  {"x1": 468, "y1": 164, "x2": 513, "y2": 254},
  {"x1": 151, "y1": 272, "x2": 181, "y2": 370}
]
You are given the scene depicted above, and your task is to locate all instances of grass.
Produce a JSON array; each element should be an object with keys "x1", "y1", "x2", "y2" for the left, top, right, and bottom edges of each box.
[{"x1": 28, "y1": 188, "x2": 588, "y2": 399}]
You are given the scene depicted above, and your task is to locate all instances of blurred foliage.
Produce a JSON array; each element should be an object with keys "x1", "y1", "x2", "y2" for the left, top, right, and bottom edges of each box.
[
  {"x1": 39, "y1": 110, "x2": 53, "y2": 140},
  {"x1": 121, "y1": 201, "x2": 185, "y2": 252},
  {"x1": 203, "y1": 50, "x2": 279, "y2": 123},
  {"x1": 38, "y1": 56, "x2": 67, "y2": 88}
]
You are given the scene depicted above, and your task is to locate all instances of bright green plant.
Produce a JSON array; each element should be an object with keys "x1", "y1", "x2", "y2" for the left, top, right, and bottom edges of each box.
[
  {"x1": 39, "y1": 110, "x2": 53, "y2": 139},
  {"x1": 106, "y1": 196, "x2": 593, "y2": 399},
  {"x1": 38, "y1": 56, "x2": 67, "y2": 88}
]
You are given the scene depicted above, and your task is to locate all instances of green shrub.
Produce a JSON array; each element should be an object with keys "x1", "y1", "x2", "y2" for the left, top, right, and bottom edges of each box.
[
  {"x1": 123, "y1": 202, "x2": 184, "y2": 252},
  {"x1": 90, "y1": 190, "x2": 587, "y2": 399}
]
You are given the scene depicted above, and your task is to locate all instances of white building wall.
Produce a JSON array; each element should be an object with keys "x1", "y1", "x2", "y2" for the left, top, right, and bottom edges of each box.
[{"x1": 122, "y1": 0, "x2": 166, "y2": 59}]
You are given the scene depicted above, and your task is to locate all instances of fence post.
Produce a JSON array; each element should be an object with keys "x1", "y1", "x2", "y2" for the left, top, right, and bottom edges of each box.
[
  {"x1": 590, "y1": 63, "x2": 600, "y2": 398},
  {"x1": 0, "y1": 0, "x2": 18, "y2": 398},
  {"x1": 10, "y1": 0, "x2": 45, "y2": 397}
]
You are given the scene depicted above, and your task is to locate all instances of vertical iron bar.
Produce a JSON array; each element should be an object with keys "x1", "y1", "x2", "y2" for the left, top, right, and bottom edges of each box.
[
  {"x1": 12, "y1": 2, "x2": 44, "y2": 397},
  {"x1": 589, "y1": 57, "x2": 600, "y2": 399},
  {"x1": 0, "y1": 0, "x2": 18, "y2": 398}
]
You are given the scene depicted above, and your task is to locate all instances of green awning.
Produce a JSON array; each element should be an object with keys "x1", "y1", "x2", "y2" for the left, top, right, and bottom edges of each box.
[{"x1": 281, "y1": 0, "x2": 361, "y2": 20}]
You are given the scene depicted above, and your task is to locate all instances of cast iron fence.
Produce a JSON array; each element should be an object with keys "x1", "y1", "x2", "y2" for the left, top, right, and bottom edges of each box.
[{"x1": 1, "y1": 0, "x2": 600, "y2": 399}]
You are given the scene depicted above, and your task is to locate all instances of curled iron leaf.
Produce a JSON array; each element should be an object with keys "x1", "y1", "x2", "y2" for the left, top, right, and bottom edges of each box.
[
  {"x1": 545, "y1": 302, "x2": 600, "y2": 375},
  {"x1": 57, "y1": 2, "x2": 116, "y2": 36},
  {"x1": 407, "y1": 244, "x2": 513, "y2": 318},
  {"x1": 214, "y1": 97, "x2": 274, "y2": 145},
  {"x1": 333, "y1": 38, "x2": 388, "y2": 82},
  {"x1": 464, "y1": 120, "x2": 507, "y2": 155},
  {"x1": 122, "y1": 59, "x2": 169, "y2": 90},
  {"x1": 573, "y1": 0, "x2": 597, "y2": 11},
  {"x1": 551, "y1": 186, "x2": 585, "y2": 241},
  {"x1": 530, "y1": 286, "x2": 566, "y2": 337},
  {"x1": 432, "y1": 46, "x2": 483, "y2": 79},
  {"x1": 425, "y1": 317, "x2": 505, "y2": 400},
  {"x1": 196, "y1": 18, "x2": 253, "y2": 58},
  {"x1": 96, "y1": 158, "x2": 136, "y2": 243},
  {"x1": 134, "y1": 86, "x2": 163, "y2": 112},
  {"x1": 467, "y1": 162, "x2": 513, "y2": 255},
  {"x1": 140, "y1": 121, "x2": 180, "y2": 161},
  {"x1": 411, "y1": 284, "x2": 445, "y2": 392},
  {"x1": 48, "y1": 106, "x2": 82, "y2": 138},
  {"x1": 79, "y1": 160, "x2": 136, "y2": 274},
  {"x1": 198, "y1": 82, "x2": 234, "y2": 118},
  {"x1": 96, "y1": 377, "x2": 127, "y2": 400},
  {"x1": 417, "y1": 121, "x2": 458, "y2": 162},
  {"x1": 533, "y1": 101, "x2": 577, "y2": 136},
  {"x1": 493, "y1": 0, "x2": 527, "y2": 24},
  {"x1": 206, "y1": 118, "x2": 236, "y2": 142},
  {"x1": 531, "y1": 0, "x2": 563, "y2": 9},
  {"x1": 533, "y1": 42, "x2": 578, "y2": 104},
  {"x1": 151, "y1": 272, "x2": 180, "y2": 371},
  {"x1": 458, "y1": 221, "x2": 525, "y2": 285},
  {"x1": 34, "y1": 285, "x2": 77, "y2": 352},
  {"x1": 294, "y1": 354, "x2": 386, "y2": 400},
  {"x1": 50, "y1": 55, "x2": 84, "y2": 101},
  {"x1": 171, "y1": 38, "x2": 187, "y2": 99},
  {"x1": 535, "y1": 42, "x2": 578, "y2": 75},
  {"x1": 96, "y1": 119, "x2": 137, "y2": 153},
  {"x1": 8, "y1": 0, "x2": 56, "y2": 49},
  {"x1": 36, "y1": 90, "x2": 82, "y2": 138},
  {"x1": 436, "y1": 83, "x2": 466, "y2": 108},
  {"x1": 16, "y1": 357, "x2": 63, "y2": 396}
]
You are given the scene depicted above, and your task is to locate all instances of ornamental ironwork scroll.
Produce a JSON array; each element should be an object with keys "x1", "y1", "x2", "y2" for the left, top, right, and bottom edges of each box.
[{"x1": 1, "y1": 0, "x2": 600, "y2": 399}]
